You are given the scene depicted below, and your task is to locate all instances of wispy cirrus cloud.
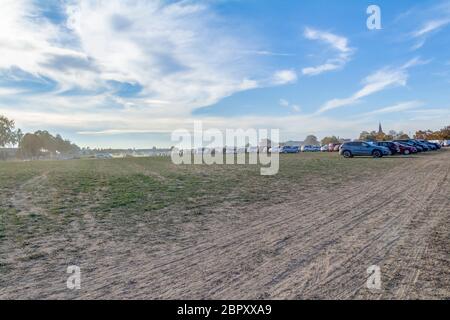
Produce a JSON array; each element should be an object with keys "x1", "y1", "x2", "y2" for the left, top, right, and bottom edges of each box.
[
  {"x1": 402, "y1": 1, "x2": 450, "y2": 50},
  {"x1": 360, "y1": 101, "x2": 423, "y2": 117},
  {"x1": 316, "y1": 58, "x2": 427, "y2": 114},
  {"x1": 412, "y1": 18, "x2": 450, "y2": 37},
  {"x1": 0, "y1": 0, "x2": 296, "y2": 121},
  {"x1": 411, "y1": 18, "x2": 450, "y2": 49},
  {"x1": 302, "y1": 27, "x2": 354, "y2": 76}
]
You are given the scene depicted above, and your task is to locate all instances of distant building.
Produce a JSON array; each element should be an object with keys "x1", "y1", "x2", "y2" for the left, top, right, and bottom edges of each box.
[{"x1": 378, "y1": 122, "x2": 384, "y2": 134}]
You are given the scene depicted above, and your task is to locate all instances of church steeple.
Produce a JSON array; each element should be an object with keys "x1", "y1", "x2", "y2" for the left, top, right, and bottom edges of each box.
[{"x1": 378, "y1": 122, "x2": 383, "y2": 134}]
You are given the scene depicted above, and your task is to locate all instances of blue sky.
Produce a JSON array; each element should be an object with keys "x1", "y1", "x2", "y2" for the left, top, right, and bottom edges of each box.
[{"x1": 0, "y1": 0, "x2": 449, "y2": 148}]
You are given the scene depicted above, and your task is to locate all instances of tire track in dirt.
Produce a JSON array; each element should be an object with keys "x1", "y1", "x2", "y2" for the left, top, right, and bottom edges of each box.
[
  {"x1": 84, "y1": 163, "x2": 413, "y2": 297},
  {"x1": 126, "y1": 152, "x2": 450, "y2": 299}
]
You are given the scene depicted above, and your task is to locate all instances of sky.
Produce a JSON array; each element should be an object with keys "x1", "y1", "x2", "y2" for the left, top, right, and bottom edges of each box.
[{"x1": 0, "y1": 0, "x2": 450, "y2": 148}]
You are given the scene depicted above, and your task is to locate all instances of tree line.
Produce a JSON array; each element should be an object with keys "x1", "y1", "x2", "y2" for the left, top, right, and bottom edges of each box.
[
  {"x1": 358, "y1": 130, "x2": 410, "y2": 142},
  {"x1": 357, "y1": 126, "x2": 450, "y2": 142},
  {"x1": 289, "y1": 125, "x2": 449, "y2": 147},
  {"x1": 0, "y1": 115, "x2": 79, "y2": 160},
  {"x1": 414, "y1": 126, "x2": 450, "y2": 140}
]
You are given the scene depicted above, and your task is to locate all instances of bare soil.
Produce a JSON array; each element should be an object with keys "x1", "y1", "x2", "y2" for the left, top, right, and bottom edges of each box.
[{"x1": 1, "y1": 151, "x2": 449, "y2": 299}]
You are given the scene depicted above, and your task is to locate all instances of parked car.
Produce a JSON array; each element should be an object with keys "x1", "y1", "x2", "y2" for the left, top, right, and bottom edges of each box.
[
  {"x1": 393, "y1": 142, "x2": 417, "y2": 155},
  {"x1": 428, "y1": 141, "x2": 442, "y2": 149},
  {"x1": 320, "y1": 145, "x2": 329, "y2": 152},
  {"x1": 269, "y1": 146, "x2": 282, "y2": 153},
  {"x1": 281, "y1": 146, "x2": 300, "y2": 153},
  {"x1": 431, "y1": 142, "x2": 442, "y2": 149},
  {"x1": 339, "y1": 141, "x2": 391, "y2": 158},
  {"x1": 301, "y1": 145, "x2": 319, "y2": 152},
  {"x1": 328, "y1": 143, "x2": 338, "y2": 152},
  {"x1": 412, "y1": 140, "x2": 431, "y2": 151},
  {"x1": 394, "y1": 140, "x2": 424, "y2": 152},
  {"x1": 333, "y1": 144, "x2": 341, "y2": 152},
  {"x1": 416, "y1": 139, "x2": 438, "y2": 150},
  {"x1": 371, "y1": 141, "x2": 400, "y2": 154}
]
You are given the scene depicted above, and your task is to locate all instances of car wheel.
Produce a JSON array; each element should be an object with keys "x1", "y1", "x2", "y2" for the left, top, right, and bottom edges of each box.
[
  {"x1": 343, "y1": 150, "x2": 352, "y2": 158},
  {"x1": 372, "y1": 150, "x2": 382, "y2": 158},
  {"x1": 404, "y1": 150, "x2": 410, "y2": 155}
]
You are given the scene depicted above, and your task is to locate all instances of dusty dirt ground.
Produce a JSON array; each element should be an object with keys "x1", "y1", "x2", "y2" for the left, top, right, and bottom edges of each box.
[{"x1": 1, "y1": 151, "x2": 449, "y2": 299}]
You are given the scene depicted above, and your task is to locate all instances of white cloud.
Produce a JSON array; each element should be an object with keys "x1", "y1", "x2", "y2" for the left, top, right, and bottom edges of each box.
[
  {"x1": 410, "y1": 17, "x2": 450, "y2": 50},
  {"x1": 360, "y1": 101, "x2": 423, "y2": 117},
  {"x1": 2, "y1": 96, "x2": 446, "y2": 148},
  {"x1": 304, "y1": 27, "x2": 352, "y2": 53},
  {"x1": 272, "y1": 70, "x2": 298, "y2": 85},
  {"x1": 279, "y1": 99, "x2": 301, "y2": 113},
  {"x1": 302, "y1": 27, "x2": 354, "y2": 76},
  {"x1": 0, "y1": 0, "x2": 300, "y2": 126},
  {"x1": 0, "y1": 0, "x2": 95, "y2": 90},
  {"x1": 412, "y1": 19, "x2": 450, "y2": 37},
  {"x1": 0, "y1": 88, "x2": 23, "y2": 96},
  {"x1": 302, "y1": 63, "x2": 342, "y2": 76},
  {"x1": 291, "y1": 105, "x2": 301, "y2": 112},
  {"x1": 316, "y1": 58, "x2": 425, "y2": 114},
  {"x1": 279, "y1": 99, "x2": 289, "y2": 107}
]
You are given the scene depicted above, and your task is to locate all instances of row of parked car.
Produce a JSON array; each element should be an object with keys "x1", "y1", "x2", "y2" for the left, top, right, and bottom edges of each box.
[
  {"x1": 182, "y1": 139, "x2": 443, "y2": 157},
  {"x1": 339, "y1": 139, "x2": 443, "y2": 158},
  {"x1": 267, "y1": 143, "x2": 346, "y2": 153},
  {"x1": 268, "y1": 144, "x2": 342, "y2": 153}
]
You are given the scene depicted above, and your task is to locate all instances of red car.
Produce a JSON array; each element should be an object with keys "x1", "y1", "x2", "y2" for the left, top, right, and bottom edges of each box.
[
  {"x1": 394, "y1": 142, "x2": 417, "y2": 155},
  {"x1": 328, "y1": 143, "x2": 341, "y2": 152}
]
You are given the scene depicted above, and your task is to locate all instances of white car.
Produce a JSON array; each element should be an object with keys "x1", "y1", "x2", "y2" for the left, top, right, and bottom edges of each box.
[
  {"x1": 301, "y1": 145, "x2": 318, "y2": 152},
  {"x1": 247, "y1": 146, "x2": 259, "y2": 153},
  {"x1": 269, "y1": 146, "x2": 282, "y2": 153},
  {"x1": 320, "y1": 145, "x2": 329, "y2": 152}
]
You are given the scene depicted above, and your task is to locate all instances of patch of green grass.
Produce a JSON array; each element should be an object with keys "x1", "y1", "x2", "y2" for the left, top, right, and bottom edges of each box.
[{"x1": 0, "y1": 152, "x2": 420, "y2": 231}]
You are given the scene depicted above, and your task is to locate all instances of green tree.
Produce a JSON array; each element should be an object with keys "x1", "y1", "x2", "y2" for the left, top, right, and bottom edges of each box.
[
  {"x1": 303, "y1": 135, "x2": 319, "y2": 146},
  {"x1": 15, "y1": 128, "x2": 24, "y2": 146},
  {"x1": 321, "y1": 136, "x2": 340, "y2": 145},
  {"x1": 359, "y1": 131, "x2": 376, "y2": 141},
  {"x1": 0, "y1": 115, "x2": 17, "y2": 147},
  {"x1": 19, "y1": 131, "x2": 80, "y2": 159},
  {"x1": 20, "y1": 133, "x2": 43, "y2": 159},
  {"x1": 34, "y1": 130, "x2": 57, "y2": 153},
  {"x1": 397, "y1": 133, "x2": 410, "y2": 140},
  {"x1": 439, "y1": 126, "x2": 450, "y2": 139}
]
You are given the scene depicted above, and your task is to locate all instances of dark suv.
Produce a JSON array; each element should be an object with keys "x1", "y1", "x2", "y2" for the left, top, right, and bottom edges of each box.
[{"x1": 372, "y1": 141, "x2": 400, "y2": 155}]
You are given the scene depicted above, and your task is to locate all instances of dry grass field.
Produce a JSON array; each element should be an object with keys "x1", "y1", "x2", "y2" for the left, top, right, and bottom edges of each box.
[{"x1": 1, "y1": 150, "x2": 449, "y2": 299}]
